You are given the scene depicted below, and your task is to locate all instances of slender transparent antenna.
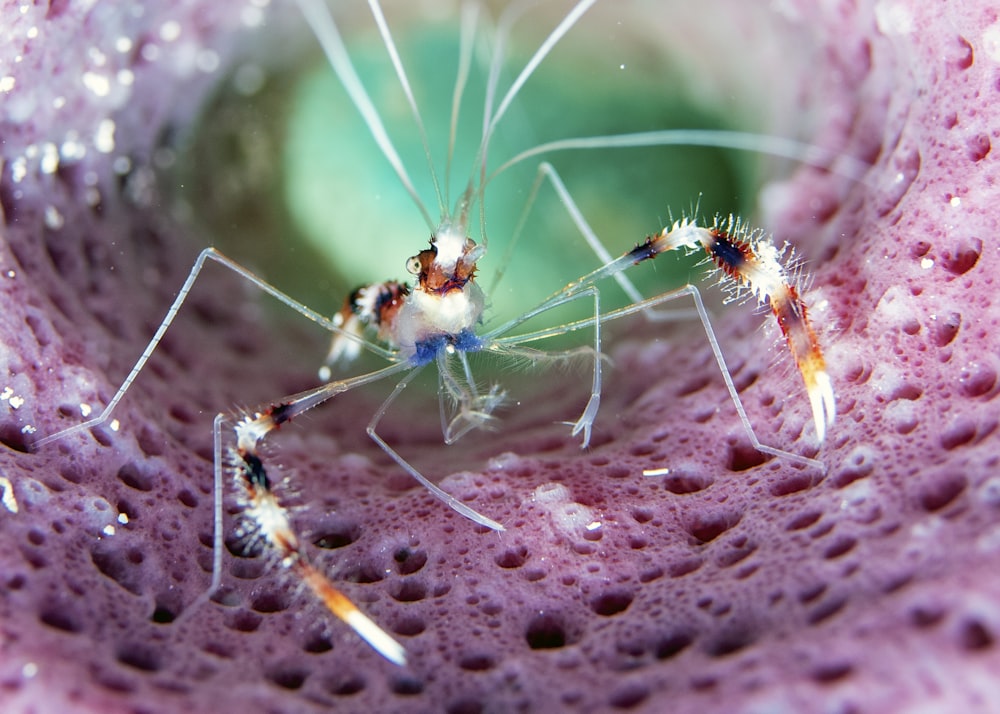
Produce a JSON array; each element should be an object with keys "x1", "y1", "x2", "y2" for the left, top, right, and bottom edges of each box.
[
  {"x1": 488, "y1": 129, "x2": 874, "y2": 187},
  {"x1": 444, "y1": 0, "x2": 480, "y2": 210},
  {"x1": 472, "y1": 0, "x2": 525, "y2": 247},
  {"x1": 474, "y1": 0, "x2": 598, "y2": 246},
  {"x1": 295, "y1": 0, "x2": 435, "y2": 231},
  {"x1": 366, "y1": 0, "x2": 446, "y2": 219},
  {"x1": 483, "y1": 0, "x2": 598, "y2": 148},
  {"x1": 477, "y1": 0, "x2": 523, "y2": 187},
  {"x1": 463, "y1": 1, "x2": 512, "y2": 246},
  {"x1": 210, "y1": 413, "x2": 226, "y2": 594}
]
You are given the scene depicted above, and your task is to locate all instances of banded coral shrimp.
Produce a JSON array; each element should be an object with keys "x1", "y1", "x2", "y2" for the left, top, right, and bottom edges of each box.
[{"x1": 17, "y1": 0, "x2": 857, "y2": 673}]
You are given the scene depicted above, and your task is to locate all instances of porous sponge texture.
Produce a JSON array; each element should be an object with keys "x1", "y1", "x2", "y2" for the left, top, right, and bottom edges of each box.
[{"x1": 1, "y1": 2, "x2": 999, "y2": 714}]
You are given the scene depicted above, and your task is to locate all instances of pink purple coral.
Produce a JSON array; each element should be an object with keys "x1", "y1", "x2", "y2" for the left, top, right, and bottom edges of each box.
[{"x1": 2, "y1": 1, "x2": 1000, "y2": 713}]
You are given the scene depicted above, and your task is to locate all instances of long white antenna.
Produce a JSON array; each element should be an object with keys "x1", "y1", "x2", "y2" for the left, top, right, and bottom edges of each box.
[
  {"x1": 485, "y1": 0, "x2": 598, "y2": 141},
  {"x1": 470, "y1": 0, "x2": 599, "y2": 247},
  {"x1": 488, "y1": 129, "x2": 874, "y2": 186},
  {"x1": 366, "y1": 0, "x2": 446, "y2": 219},
  {"x1": 445, "y1": 1, "x2": 480, "y2": 210},
  {"x1": 295, "y1": 0, "x2": 435, "y2": 230}
]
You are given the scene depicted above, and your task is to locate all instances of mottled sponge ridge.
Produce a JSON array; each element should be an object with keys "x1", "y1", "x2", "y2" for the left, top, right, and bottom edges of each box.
[{"x1": 1, "y1": 2, "x2": 999, "y2": 714}]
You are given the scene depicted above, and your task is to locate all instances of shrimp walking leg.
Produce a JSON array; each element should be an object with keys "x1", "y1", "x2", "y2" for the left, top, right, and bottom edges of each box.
[
  {"x1": 364, "y1": 363, "x2": 506, "y2": 532},
  {"x1": 32, "y1": 247, "x2": 394, "y2": 450}
]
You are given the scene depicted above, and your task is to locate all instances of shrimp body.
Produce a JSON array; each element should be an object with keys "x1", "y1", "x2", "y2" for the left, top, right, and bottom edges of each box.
[{"x1": 325, "y1": 226, "x2": 487, "y2": 369}]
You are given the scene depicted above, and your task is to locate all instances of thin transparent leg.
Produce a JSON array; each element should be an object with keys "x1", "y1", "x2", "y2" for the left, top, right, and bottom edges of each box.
[
  {"x1": 206, "y1": 371, "x2": 412, "y2": 665},
  {"x1": 366, "y1": 364, "x2": 506, "y2": 532},
  {"x1": 499, "y1": 283, "x2": 826, "y2": 472},
  {"x1": 33, "y1": 247, "x2": 395, "y2": 450},
  {"x1": 484, "y1": 284, "x2": 603, "y2": 447},
  {"x1": 489, "y1": 160, "x2": 695, "y2": 324},
  {"x1": 436, "y1": 350, "x2": 505, "y2": 446},
  {"x1": 169, "y1": 359, "x2": 416, "y2": 629}
]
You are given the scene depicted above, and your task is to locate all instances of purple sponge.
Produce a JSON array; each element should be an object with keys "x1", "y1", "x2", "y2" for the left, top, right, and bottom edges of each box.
[{"x1": 1, "y1": 2, "x2": 998, "y2": 713}]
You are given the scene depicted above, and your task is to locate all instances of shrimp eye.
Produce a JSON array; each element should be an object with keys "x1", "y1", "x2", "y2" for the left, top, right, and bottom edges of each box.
[{"x1": 405, "y1": 255, "x2": 422, "y2": 275}]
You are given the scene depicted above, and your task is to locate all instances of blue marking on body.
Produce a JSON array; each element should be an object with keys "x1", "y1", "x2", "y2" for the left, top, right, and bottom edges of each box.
[
  {"x1": 411, "y1": 329, "x2": 484, "y2": 366},
  {"x1": 453, "y1": 329, "x2": 484, "y2": 353}
]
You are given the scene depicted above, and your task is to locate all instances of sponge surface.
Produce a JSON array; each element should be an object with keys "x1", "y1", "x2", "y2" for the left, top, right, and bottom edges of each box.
[{"x1": 1, "y1": 2, "x2": 998, "y2": 713}]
